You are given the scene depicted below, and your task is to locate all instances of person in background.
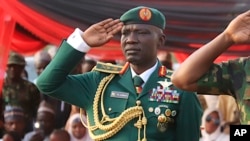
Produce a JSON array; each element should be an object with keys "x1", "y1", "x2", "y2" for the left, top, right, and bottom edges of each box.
[
  {"x1": 216, "y1": 95, "x2": 240, "y2": 134},
  {"x1": 36, "y1": 6, "x2": 202, "y2": 141},
  {"x1": 65, "y1": 56, "x2": 97, "y2": 127},
  {"x1": 200, "y1": 108, "x2": 229, "y2": 141},
  {"x1": 21, "y1": 69, "x2": 28, "y2": 81},
  {"x1": 33, "y1": 49, "x2": 71, "y2": 129},
  {"x1": 197, "y1": 95, "x2": 208, "y2": 111},
  {"x1": 81, "y1": 56, "x2": 97, "y2": 73},
  {"x1": 23, "y1": 100, "x2": 56, "y2": 141},
  {"x1": 171, "y1": 10, "x2": 250, "y2": 124},
  {"x1": 0, "y1": 131, "x2": 22, "y2": 141},
  {"x1": 3, "y1": 106, "x2": 26, "y2": 139},
  {"x1": 66, "y1": 113, "x2": 92, "y2": 141},
  {"x1": 33, "y1": 50, "x2": 51, "y2": 84},
  {"x1": 49, "y1": 129, "x2": 70, "y2": 141},
  {"x1": 203, "y1": 95, "x2": 219, "y2": 110},
  {"x1": 157, "y1": 50, "x2": 173, "y2": 70},
  {"x1": 47, "y1": 46, "x2": 58, "y2": 59},
  {"x1": 217, "y1": 95, "x2": 240, "y2": 124},
  {"x1": 2, "y1": 51, "x2": 40, "y2": 132}
]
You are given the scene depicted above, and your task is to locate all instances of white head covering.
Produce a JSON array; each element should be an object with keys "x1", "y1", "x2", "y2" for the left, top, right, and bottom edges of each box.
[
  {"x1": 200, "y1": 108, "x2": 227, "y2": 141},
  {"x1": 37, "y1": 100, "x2": 55, "y2": 115},
  {"x1": 67, "y1": 113, "x2": 93, "y2": 141}
]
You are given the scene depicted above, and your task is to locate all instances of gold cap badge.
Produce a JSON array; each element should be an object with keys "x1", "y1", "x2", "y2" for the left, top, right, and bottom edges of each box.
[{"x1": 139, "y1": 8, "x2": 152, "y2": 21}]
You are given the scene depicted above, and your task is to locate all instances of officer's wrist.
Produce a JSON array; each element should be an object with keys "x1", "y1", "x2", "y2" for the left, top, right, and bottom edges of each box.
[{"x1": 67, "y1": 28, "x2": 91, "y2": 53}]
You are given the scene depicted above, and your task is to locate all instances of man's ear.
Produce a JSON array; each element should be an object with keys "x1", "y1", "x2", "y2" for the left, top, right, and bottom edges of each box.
[{"x1": 158, "y1": 34, "x2": 166, "y2": 48}]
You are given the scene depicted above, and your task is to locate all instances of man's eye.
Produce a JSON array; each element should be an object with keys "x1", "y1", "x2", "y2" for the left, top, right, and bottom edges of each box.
[
  {"x1": 121, "y1": 31, "x2": 128, "y2": 35},
  {"x1": 138, "y1": 31, "x2": 148, "y2": 34}
]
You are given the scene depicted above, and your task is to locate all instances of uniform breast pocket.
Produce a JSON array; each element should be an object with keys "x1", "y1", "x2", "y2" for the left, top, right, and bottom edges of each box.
[{"x1": 104, "y1": 91, "x2": 129, "y2": 118}]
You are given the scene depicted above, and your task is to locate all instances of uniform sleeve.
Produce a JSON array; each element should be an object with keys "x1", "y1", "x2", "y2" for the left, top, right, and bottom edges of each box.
[
  {"x1": 67, "y1": 28, "x2": 91, "y2": 52},
  {"x1": 36, "y1": 41, "x2": 100, "y2": 109},
  {"x1": 176, "y1": 91, "x2": 203, "y2": 141},
  {"x1": 196, "y1": 59, "x2": 245, "y2": 96}
]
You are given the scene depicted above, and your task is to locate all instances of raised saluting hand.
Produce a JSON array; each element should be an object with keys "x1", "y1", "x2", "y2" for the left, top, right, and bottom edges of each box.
[
  {"x1": 82, "y1": 18, "x2": 123, "y2": 47},
  {"x1": 224, "y1": 10, "x2": 250, "y2": 44}
]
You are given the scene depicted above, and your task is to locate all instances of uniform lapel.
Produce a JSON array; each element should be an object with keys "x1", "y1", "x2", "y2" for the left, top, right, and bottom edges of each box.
[
  {"x1": 140, "y1": 62, "x2": 165, "y2": 96},
  {"x1": 117, "y1": 66, "x2": 135, "y2": 94}
]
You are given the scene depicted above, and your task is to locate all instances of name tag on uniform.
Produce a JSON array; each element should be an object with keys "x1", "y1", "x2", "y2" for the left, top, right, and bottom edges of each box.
[{"x1": 110, "y1": 91, "x2": 129, "y2": 99}]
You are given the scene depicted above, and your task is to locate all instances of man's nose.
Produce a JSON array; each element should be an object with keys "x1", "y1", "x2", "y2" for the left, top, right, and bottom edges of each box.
[{"x1": 126, "y1": 33, "x2": 138, "y2": 43}]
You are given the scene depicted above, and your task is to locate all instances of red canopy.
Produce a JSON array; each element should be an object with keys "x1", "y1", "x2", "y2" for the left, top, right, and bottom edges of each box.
[{"x1": 1, "y1": 0, "x2": 249, "y2": 59}]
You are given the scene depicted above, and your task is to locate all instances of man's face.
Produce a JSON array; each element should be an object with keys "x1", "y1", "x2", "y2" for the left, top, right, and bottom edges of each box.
[
  {"x1": 36, "y1": 112, "x2": 55, "y2": 135},
  {"x1": 35, "y1": 61, "x2": 50, "y2": 76},
  {"x1": 4, "y1": 119, "x2": 26, "y2": 136},
  {"x1": 121, "y1": 24, "x2": 165, "y2": 67},
  {"x1": 6, "y1": 64, "x2": 24, "y2": 79}
]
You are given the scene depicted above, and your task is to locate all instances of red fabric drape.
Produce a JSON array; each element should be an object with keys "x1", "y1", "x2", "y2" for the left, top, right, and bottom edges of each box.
[
  {"x1": 0, "y1": 9, "x2": 16, "y2": 94},
  {"x1": 0, "y1": 0, "x2": 73, "y2": 56},
  {"x1": 88, "y1": 40, "x2": 124, "y2": 61},
  {"x1": 0, "y1": 0, "x2": 125, "y2": 60},
  {"x1": 1, "y1": 0, "x2": 73, "y2": 46},
  {"x1": 173, "y1": 52, "x2": 238, "y2": 64},
  {"x1": 0, "y1": 0, "x2": 249, "y2": 62},
  {"x1": 173, "y1": 43, "x2": 240, "y2": 63},
  {"x1": 11, "y1": 28, "x2": 47, "y2": 56}
]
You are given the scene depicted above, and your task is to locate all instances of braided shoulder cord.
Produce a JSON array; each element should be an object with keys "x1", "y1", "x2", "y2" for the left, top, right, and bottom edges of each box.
[{"x1": 80, "y1": 74, "x2": 147, "y2": 141}]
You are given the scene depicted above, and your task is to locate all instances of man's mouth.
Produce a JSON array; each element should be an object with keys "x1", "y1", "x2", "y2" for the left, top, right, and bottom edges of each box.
[{"x1": 126, "y1": 49, "x2": 138, "y2": 54}]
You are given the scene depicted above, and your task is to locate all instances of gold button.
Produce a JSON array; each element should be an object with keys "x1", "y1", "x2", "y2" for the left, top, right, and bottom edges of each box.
[{"x1": 165, "y1": 109, "x2": 171, "y2": 117}]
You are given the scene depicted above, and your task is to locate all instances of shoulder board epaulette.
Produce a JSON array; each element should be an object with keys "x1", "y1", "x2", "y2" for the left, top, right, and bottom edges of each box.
[
  {"x1": 92, "y1": 62, "x2": 123, "y2": 74},
  {"x1": 165, "y1": 69, "x2": 174, "y2": 79}
]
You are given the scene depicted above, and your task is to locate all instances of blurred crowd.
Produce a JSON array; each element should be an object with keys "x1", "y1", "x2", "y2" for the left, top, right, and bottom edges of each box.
[{"x1": 0, "y1": 47, "x2": 96, "y2": 141}]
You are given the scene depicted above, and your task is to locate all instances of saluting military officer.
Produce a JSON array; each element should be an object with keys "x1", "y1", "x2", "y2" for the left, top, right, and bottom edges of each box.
[
  {"x1": 37, "y1": 6, "x2": 202, "y2": 141},
  {"x1": 171, "y1": 10, "x2": 250, "y2": 124}
]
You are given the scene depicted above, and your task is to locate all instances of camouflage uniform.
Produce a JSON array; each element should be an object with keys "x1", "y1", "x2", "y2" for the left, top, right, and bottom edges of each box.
[
  {"x1": 2, "y1": 78, "x2": 41, "y2": 120},
  {"x1": 2, "y1": 52, "x2": 41, "y2": 127},
  {"x1": 197, "y1": 56, "x2": 250, "y2": 124}
]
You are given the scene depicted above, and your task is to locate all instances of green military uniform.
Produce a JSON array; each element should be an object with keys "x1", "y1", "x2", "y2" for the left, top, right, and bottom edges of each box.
[
  {"x1": 2, "y1": 52, "x2": 41, "y2": 130},
  {"x1": 37, "y1": 41, "x2": 202, "y2": 141},
  {"x1": 197, "y1": 57, "x2": 250, "y2": 124}
]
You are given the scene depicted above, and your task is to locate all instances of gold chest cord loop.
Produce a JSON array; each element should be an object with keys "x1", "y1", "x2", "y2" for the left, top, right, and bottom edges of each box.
[{"x1": 80, "y1": 74, "x2": 147, "y2": 141}]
